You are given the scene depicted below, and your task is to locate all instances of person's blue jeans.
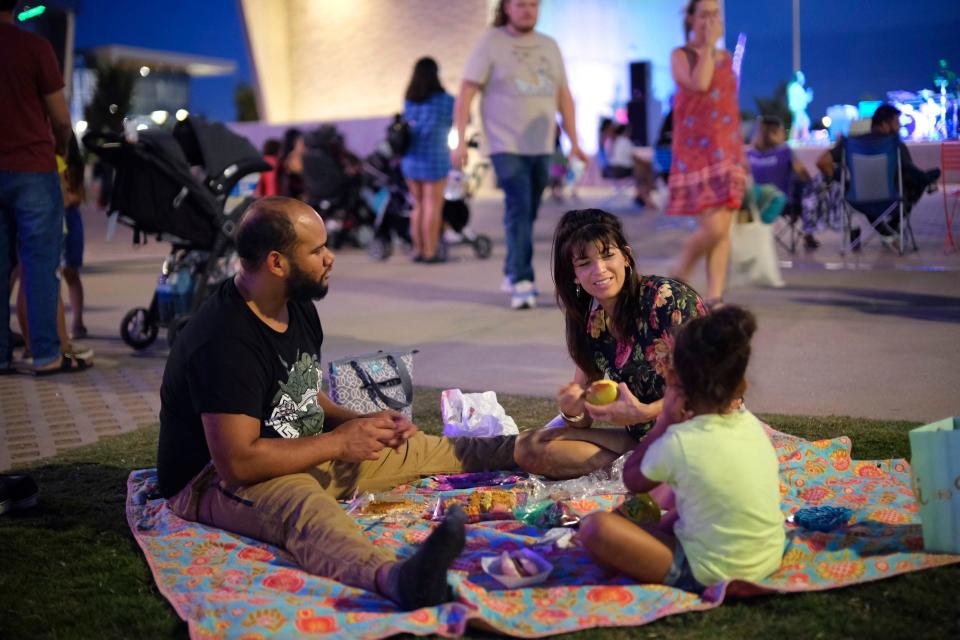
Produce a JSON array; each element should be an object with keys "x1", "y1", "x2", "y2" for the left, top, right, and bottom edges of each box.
[
  {"x1": 490, "y1": 153, "x2": 550, "y2": 285},
  {"x1": 0, "y1": 170, "x2": 65, "y2": 368}
]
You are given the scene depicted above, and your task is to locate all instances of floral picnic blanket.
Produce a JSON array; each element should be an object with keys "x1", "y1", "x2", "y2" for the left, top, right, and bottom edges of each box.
[{"x1": 126, "y1": 430, "x2": 960, "y2": 638}]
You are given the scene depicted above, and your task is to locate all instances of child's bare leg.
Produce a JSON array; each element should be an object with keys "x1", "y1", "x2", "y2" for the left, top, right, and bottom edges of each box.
[{"x1": 578, "y1": 511, "x2": 675, "y2": 583}]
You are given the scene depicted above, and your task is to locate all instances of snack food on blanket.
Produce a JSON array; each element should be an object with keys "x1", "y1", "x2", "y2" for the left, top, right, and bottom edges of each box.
[
  {"x1": 362, "y1": 499, "x2": 417, "y2": 516},
  {"x1": 481, "y1": 548, "x2": 554, "y2": 588},
  {"x1": 515, "y1": 499, "x2": 580, "y2": 528},
  {"x1": 439, "y1": 489, "x2": 526, "y2": 522}
]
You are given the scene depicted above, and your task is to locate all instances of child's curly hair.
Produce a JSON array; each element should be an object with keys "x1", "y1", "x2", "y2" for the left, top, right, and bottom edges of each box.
[{"x1": 672, "y1": 305, "x2": 756, "y2": 412}]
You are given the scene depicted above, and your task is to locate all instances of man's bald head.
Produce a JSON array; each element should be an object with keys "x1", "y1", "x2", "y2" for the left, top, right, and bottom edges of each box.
[{"x1": 236, "y1": 196, "x2": 320, "y2": 271}]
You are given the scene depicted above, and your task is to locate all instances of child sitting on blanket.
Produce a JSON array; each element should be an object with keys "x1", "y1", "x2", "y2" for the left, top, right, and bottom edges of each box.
[{"x1": 578, "y1": 306, "x2": 785, "y2": 592}]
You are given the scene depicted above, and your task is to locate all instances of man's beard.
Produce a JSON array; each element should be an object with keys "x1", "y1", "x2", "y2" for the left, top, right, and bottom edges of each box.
[
  {"x1": 509, "y1": 20, "x2": 535, "y2": 33},
  {"x1": 286, "y1": 260, "x2": 329, "y2": 301}
]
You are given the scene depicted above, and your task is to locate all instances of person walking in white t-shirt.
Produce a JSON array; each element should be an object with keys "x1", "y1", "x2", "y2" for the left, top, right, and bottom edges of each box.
[{"x1": 452, "y1": 0, "x2": 587, "y2": 309}]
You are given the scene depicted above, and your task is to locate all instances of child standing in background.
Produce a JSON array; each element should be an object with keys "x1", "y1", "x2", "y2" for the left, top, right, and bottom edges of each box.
[{"x1": 61, "y1": 134, "x2": 87, "y2": 339}]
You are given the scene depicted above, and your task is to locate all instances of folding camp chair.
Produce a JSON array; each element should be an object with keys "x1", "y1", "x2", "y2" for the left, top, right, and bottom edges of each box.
[
  {"x1": 840, "y1": 135, "x2": 916, "y2": 255},
  {"x1": 596, "y1": 147, "x2": 638, "y2": 209},
  {"x1": 941, "y1": 141, "x2": 960, "y2": 253}
]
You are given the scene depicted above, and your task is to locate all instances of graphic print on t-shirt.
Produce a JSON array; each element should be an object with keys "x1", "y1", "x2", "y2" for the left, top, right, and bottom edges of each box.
[
  {"x1": 510, "y1": 46, "x2": 558, "y2": 97},
  {"x1": 266, "y1": 351, "x2": 325, "y2": 438}
]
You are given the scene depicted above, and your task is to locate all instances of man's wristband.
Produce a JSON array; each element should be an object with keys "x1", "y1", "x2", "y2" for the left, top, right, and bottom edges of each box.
[{"x1": 560, "y1": 410, "x2": 586, "y2": 424}]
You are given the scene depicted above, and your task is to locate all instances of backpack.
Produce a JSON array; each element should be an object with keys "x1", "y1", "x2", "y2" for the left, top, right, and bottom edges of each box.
[{"x1": 386, "y1": 114, "x2": 412, "y2": 156}]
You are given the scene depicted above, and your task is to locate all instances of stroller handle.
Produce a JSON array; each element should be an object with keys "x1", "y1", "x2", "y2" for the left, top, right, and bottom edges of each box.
[{"x1": 82, "y1": 130, "x2": 126, "y2": 160}]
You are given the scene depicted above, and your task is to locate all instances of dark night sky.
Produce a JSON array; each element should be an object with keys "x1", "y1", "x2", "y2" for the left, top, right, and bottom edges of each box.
[
  {"x1": 726, "y1": 0, "x2": 960, "y2": 119},
  {"x1": 71, "y1": 0, "x2": 960, "y2": 123},
  {"x1": 73, "y1": 0, "x2": 252, "y2": 121}
]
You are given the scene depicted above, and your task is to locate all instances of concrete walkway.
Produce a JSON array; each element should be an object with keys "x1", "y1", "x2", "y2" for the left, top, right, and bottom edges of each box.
[{"x1": 1, "y1": 187, "x2": 958, "y2": 470}]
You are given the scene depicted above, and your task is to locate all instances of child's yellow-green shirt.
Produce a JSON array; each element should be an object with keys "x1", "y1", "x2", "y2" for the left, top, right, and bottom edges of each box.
[{"x1": 641, "y1": 410, "x2": 785, "y2": 585}]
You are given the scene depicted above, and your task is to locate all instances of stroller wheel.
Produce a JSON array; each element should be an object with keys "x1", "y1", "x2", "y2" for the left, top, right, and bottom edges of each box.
[
  {"x1": 368, "y1": 238, "x2": 392, "y2": 261},
  {"x1": 167, "y1": 315, "x2": 191, "y2": 349},
  {"x1": 473, "y1": 235, "x2": 493, "y2": 259},
  {"x1": 120, "y1": 307, "x2": 158, "y2": 350}
]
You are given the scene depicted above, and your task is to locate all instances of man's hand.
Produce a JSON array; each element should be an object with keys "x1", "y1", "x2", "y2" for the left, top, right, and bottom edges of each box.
[
  {"x1": 585, "y1": 382, "x2": 658, "y2": 426},
  {"x1": 366, "y1": 409, "x2": 419, "y2": 450},
  {"x1": 331, "y1": 415, "x2": 399, "y2": 463},
  {"x1": 569, "y1": 144, "x2": 589, "y2": 165}
]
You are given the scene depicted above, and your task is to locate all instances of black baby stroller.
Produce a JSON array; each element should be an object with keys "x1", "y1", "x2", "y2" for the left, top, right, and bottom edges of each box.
[
  {"x1": 83, "y1": 117, "x2": 270, "y2": 350},
  {"x1": 364, "y1": 117, "x2": 414, "y2": 260},
  {"x1": 441, "y1": 134, "x2": 492, "y2": 259},
  {"x1": 301, "y1": 125, "x2": 377, "y2": 250}
]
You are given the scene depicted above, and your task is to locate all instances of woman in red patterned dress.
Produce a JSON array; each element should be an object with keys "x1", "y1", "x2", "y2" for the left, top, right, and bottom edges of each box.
[{"x1": 667, "y1": 0, "x2": 746, "y2": 307}]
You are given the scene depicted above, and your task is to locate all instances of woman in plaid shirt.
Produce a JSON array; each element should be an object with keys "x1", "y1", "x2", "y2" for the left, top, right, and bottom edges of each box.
[{"x1": 402, "y1": 57, "x2": 455, "y2": 263}]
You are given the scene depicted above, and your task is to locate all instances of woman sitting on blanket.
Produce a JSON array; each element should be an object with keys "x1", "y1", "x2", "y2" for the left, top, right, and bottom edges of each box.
[
  {"x1": 514, "y1": 209, "x2": 706, "y2": 479},
  {"x1": 578, "y1": 306, "x2": 785, "y2": 592}
]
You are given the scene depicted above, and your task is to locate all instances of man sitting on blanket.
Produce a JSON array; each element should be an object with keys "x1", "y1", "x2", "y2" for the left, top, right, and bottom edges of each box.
[{"x1": 156, "y1": 196, "x2": 519, "y2": 610}]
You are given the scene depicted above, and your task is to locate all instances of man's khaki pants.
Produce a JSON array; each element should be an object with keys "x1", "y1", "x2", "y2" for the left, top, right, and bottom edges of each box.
[{"x1": 167, "y1": 433, "x2": 516, "y2": 592}]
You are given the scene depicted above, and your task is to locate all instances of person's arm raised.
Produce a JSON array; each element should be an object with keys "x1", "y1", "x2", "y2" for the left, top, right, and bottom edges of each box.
[
  {"x1": 202, "y1": 412, "x2": 399, "y2": 486},
  {"x1": 670, "y1": 46, "x2": 716, "y2": 94}
]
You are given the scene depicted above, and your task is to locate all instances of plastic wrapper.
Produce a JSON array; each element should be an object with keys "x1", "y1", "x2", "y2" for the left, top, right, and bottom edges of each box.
[
  {"x1": 527, "y1": 451, "x2": 632, "y2": 502},
  {"x1": 514, "y1": 499, "x2": 580, "y2": 529},
  {"x1": 481, "y1": 549, "x2": 553, "y2": 588},
  {"x1": 435, "y1": 489, "x2": 527, "y2": 523},
  {"x1": 441, "y1": 389, "x2": 519, "y2": 437},
  {"x1": 347, "y1": 491, "x2": 426, "y2": 524},
  {"x1": 426, "y1": 471, "x2": 525, "y2": 491},
  {"x1": 533, "y1": 527, "x2": 577, "y2": 550}
]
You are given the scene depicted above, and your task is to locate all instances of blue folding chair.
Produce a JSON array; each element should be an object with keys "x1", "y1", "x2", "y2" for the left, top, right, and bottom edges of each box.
[{"x1": 840, "y1": 135, "x2": 917, "y2": 255}]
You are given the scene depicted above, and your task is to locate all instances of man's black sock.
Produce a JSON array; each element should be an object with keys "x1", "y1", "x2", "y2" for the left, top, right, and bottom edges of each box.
[{"x1": 392, "y1": 504, "x2": 467, "y2": 610}]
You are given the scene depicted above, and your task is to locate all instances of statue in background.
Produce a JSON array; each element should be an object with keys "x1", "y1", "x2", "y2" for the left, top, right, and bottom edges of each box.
[{"x1": 787, "y1": 70, "x2": 813, "y2": 141}]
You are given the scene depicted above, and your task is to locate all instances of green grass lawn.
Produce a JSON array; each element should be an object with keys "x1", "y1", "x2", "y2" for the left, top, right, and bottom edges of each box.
[{"x1": 1, "y1": 389, "x2": 958, "y2": 640}]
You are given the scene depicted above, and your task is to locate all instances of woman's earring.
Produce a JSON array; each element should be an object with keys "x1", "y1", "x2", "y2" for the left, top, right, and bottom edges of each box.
[{"x1": 575, "y1": 283, "x2": 582, "y2": 296}]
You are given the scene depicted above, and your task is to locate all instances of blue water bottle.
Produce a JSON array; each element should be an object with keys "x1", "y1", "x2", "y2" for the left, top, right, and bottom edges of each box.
[{"x1": 156, "y1": 273, "x2": 174, "y2": 323}]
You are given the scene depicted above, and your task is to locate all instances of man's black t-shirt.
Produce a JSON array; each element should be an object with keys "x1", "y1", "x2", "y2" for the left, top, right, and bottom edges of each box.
[{"x1": 157, "y1": 278, "x2": 325, "y2": 498}]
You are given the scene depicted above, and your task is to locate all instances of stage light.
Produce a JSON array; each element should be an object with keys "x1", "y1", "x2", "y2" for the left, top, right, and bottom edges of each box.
[
  {"x1": 447, "y1": 128, "x2": 458, "y2": 150},
  {"x1": 821, "y1": 116, "x2": 832, "y2": 128},
  {"x1": 150, "y1": 110, "x2": 168, "y2": 125},
  {"x1": 75, "y1": 120, "x2": 88, "y2": 135},
  {"x1": 17, "y1": 5, "x2": 46, "y2": 21},
  {"x1": 175, "y1": 109, "x2": 189, "y2": 121},
  {"x1": 140, "y1": 66, "x2": 151, "y2": 78}
]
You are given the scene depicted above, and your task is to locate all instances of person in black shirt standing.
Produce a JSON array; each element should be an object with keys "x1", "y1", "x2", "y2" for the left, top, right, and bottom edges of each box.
[{"x1": 158, "y1": 196, "x2": 516, "y2": 610}]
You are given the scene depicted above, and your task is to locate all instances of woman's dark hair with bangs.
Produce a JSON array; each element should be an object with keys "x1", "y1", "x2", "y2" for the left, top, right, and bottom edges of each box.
[{"x1": 552, "y1": 209, "x2": 642, "y2": 380}]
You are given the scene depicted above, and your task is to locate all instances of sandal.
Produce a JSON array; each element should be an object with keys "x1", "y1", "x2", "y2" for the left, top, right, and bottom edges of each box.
[{"x1": 32, "y1": 353, "x2": 91, "y2": 376}]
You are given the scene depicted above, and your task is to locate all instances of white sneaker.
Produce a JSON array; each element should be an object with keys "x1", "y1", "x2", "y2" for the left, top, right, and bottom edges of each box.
[{"x1": 511, "y1": 280, "x2": 537, "y2": 310}]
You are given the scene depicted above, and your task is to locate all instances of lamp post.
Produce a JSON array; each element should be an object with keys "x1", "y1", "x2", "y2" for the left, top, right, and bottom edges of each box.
[{"x1": 792, "y1": 0, "x2": 801, "y2": 73}]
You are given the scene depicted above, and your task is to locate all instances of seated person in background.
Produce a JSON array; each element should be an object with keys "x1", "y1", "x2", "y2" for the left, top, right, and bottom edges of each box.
[
  {"x1": 748, "y1": 115, "x2": 819, "y2": 249},
  {"x1": 595, "y1": 117, "x2": 615, "y2": 169},
  {"x1": 605, "y1": 124, "x2": 655, "y2": 208},
  {"x1": 577, "y1": 306, "x2": 784, "y2": 592},
  {"x1": 817, "y1": 103, "x2": 941, "y2": 247},
  {"x1": 157, "y1": 196, "x2": 519, "y2": 610}
]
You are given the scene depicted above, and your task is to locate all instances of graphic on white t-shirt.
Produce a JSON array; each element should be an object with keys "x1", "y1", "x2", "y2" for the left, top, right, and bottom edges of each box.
[
  {"x1": 266, "y1": 351, "x2": 325, "y2": 438},
  {"x1": 511, "y1": 47, "x2": 557, "y2": 97}
]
